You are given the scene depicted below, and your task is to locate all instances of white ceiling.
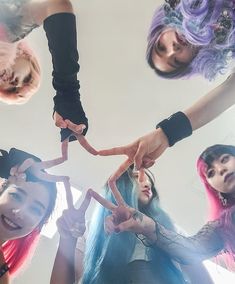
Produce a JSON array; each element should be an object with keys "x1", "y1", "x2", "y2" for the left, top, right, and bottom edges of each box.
[{"x1": 3, "y1": 0, "x2": 235, "y2": 282}]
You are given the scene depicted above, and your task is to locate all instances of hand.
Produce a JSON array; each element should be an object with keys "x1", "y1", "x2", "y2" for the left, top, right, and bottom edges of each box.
[
  {"x1": 98, "y1": 128, "x2": 169, "y2": 181},
  {"x1": 54, "y1": 112, "x2": 86, "y2": 135},
  {"x1": 56, "y1": 189, "x2": 92, "y2": 239},
  {"x1": 90, "y1": 183, "x2": 155, "y2": 238},
  {"x1": 54, "y1": 112, "x2": 98, "y2": 156},
  {"x1": 8, "y1": 140, "x2": 74, "y2": 207}
]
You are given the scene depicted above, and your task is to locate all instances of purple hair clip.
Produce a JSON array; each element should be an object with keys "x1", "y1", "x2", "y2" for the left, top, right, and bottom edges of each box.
[{"x1": 214, "y1": 9, "x2": 233, "y2": 44}]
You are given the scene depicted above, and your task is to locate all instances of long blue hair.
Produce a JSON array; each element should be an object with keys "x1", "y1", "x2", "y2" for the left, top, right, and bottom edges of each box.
[{"x1": 82, "y1": 168, "x2": 185, "y2": 283}]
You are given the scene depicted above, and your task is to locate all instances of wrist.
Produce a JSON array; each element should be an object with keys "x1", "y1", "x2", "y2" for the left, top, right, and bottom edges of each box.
[{"x1": 156, "y1": 111, "x2": 192, "y2": 147}]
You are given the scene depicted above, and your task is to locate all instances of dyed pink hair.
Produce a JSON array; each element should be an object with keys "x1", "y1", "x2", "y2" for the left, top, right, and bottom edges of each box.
[
  {"x1": 2, "y1": 229, "x2": 40, "y2": 276},
  {"x1": 197, "y1": 145, "x2": 235, "y2": 268},
  {"x1": 0, "y1": 40, "x2": 41, "y2": 105}
]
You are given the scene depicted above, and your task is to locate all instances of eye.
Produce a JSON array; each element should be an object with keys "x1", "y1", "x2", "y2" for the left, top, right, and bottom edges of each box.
[
  {"x1": 23, "y1": 73, "x2": 32, "y2": 84},
  {"x1": 157, "y1": 41, "x2": 165, "y2": 52},
  {"x1": 221, "y1": 155, "x2": 230, "y2": 164},
  {"x1": 9, "y1": 192, "x2": 22, "y2": 202},
  {"x1": 30, "y1": 206, "x2": 43, "y2": 217},
  {"x1": 206, "y1": 169, "x2": 215, "y2": 178}
]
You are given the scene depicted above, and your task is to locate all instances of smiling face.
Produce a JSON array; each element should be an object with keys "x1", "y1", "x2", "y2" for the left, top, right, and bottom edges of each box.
[
  {"x1": 0, "y1": 181, "x2": 49, "y2": 243},
  {"x1": 205, "y1": 154, "x2": 235, "y2": 197},
  {"x1": 151, "y1": 28, "x2": 197, "y2": 73},
  {"x1": 133, "y1": 172, "x2": 153, "y2": 208}
]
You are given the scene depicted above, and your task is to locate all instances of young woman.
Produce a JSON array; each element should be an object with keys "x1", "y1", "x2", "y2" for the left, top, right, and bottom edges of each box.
[
  {"x1": 0, "y1": 140, "x2": 73, "y2": 283},
  {"x1": 98, "y1": 0, "x2": 235, "y2": 176},
  {"x1": 0, "y1": 0, "x2": 88, "y2": 140},
  {"x1": 101, "y1": 144, "x2": 235, "y2": 270},
  {"x1": 51, "y1": 167, "x2": 212, "y2": 284}
]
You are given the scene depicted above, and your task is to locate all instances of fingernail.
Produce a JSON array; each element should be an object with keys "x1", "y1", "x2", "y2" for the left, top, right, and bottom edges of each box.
[{"x1": 114, "y1": 228, "x2": 120, "y2": 233}]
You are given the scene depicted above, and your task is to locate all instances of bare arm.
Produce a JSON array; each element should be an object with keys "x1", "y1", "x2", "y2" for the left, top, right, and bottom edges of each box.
[
  {"x1": 185, "y1": 73, "x2": 235, "y2": 130},
  {"x1": 24, "y1": 0, "x2": 73, "y2": 26}
]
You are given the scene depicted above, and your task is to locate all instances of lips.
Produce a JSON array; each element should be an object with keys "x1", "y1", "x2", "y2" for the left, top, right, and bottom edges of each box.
[
  {"x1": 224, "y1": 172, "x2": 235, "y2": 183},
  {"x1": 1, "y1": 215, "x2": 22, "y2": 231},
  {"x1": 142, "y1": 190, "x2": 151, "y2": 198}
]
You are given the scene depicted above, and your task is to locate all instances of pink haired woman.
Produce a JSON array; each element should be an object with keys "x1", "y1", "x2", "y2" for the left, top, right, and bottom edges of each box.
[
  {"x1": 0, "y1": 140, "x2": 75, "y2": 283},
  {"x1": 0, "y1": 0, "x2": 88, "y2": 140},
  {"x1": 100, "y1": 144, "x2": 235, "y2": 270}
]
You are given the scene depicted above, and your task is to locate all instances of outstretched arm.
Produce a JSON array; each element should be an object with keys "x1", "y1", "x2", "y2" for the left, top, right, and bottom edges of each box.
[
  {"x1": 91, "y1": 183, "x2": 225, "y2": 265},
  {"x1": 43, "y1": 3, "x2": 90, "y2": 142},
  {"x1": 99, "y1": 73, "x2": 235, "y2": 175},
  {"x1": 50, "y1": 190, "x2": 92, "y2": 284}
]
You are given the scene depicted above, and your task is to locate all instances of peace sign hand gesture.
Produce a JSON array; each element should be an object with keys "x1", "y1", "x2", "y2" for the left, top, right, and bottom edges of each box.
[
  {"x1": 90, "y1": 182, "x2": 156, "y2": 239},
  {"x1": 56, "y1": 189, "x2": 92, "y2": 239}
]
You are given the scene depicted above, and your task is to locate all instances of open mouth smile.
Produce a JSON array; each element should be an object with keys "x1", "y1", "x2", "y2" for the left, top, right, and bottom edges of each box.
[{"x1": 1, "y1": 215, "x2": 22, "y2": 230}]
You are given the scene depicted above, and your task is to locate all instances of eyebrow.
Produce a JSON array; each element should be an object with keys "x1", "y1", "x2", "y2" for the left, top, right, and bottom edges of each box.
[{"x1": 16, "y1": 188, "x2": 46, "y2": 210}]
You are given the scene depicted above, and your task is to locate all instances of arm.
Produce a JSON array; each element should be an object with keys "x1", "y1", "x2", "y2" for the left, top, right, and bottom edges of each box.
[
  {"x1": 43, "y1": 7, "x2": 88, "y2": 142},
  {"x1": 50, "y1": 237, "x2": 77, "y2": 284},
  {"x1": 185, "y1": 73, "x2": 235, "y2": 130}
]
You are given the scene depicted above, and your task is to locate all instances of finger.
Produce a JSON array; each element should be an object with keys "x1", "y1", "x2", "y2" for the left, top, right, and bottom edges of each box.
[
  {"x1": 17, "y1": 158, "x2": 35, "y2": 173},
  {"x1": 108, "y1": 179, "x2": 126, "y2": 207},
  {"x1": 142, "y1": 160, "x2": 155, "y2": 169},
  {"x1": 54, "y1": 114, "x2": 67, "y2": 129},
  {"x1": 109, "y1": 158, "x2": 133, "y2": 182},
  {"x1": 104, "y1": 215, "x2": 116, "y2": 234},
  {"x1": 63, "y1": 178, "x2": 74, "y2": 210},
  {"x1": 114, "y1": 218, "x2": 134, "y2": 233},
  {"x1": 77, "y1": 189, "x2": 92, "y2": 213},
  {"x1": 98, "y1": 146, "x2": 128, "y2": 156},
  {"x1": 134, "y1": 143, "x2": 146, "y2": 170},
  {"x1": 65, "y1": 120, "x2": 86, "y2": 135},
  {"x1": 76, "y1": 135, "x2": 98, "y2": 156},
  {"x1": 138, "y1": 168, "x2": 145, "y2": 183},
  {"x1": 62, "y1": 139, "x2": 69, "y2": 160},
  {"x1": 90, "y1": 190, "x2": 117, "y2": 211}
]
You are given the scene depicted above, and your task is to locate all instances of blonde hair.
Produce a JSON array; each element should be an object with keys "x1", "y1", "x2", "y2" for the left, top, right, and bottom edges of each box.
[{"x1": 0, "y1": 40, "x2": 41, "y2": 105}]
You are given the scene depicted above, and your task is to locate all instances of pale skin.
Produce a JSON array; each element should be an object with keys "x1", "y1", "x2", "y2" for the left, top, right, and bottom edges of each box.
[
  {"x1": 98, "y1": 72, "x2": 235, "y2": 180},
  {"x1": 0, "y1": 0, "x2": 88, "y2": 137},
  {"x1": 0, "y1": 140, "x2": 75, "y2": 284},
  {"x1": 50, "y1": 174, "x2": 212, "y2": 284}
]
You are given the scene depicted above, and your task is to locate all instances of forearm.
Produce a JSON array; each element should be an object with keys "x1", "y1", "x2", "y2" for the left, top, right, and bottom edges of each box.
[
  {"x1": 185, "y1": 73, "x2": 235, "y2": 131},
  {"x1": 50, "y1": 238, "x2": 77, "y2": 284},
  {"x1": 143, "y1": 218, "x2": 224, "y2": 265}
]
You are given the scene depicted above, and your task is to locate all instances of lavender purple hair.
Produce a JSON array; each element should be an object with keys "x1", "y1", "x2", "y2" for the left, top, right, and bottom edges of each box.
[
  {"x1": 197, "y1": 144, "x2": 235, "y2": 267},
  {"x1": 147, "y1": 0, "x2": 235, "y2": 80}
]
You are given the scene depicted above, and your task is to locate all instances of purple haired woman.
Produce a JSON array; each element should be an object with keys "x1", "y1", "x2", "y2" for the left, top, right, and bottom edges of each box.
[
  {"x1": 99, "y1": 144, "x2": 235, "y2": 270},
  {"x1": 98, "y1": 0, "x2": 235, "y2": 179}
]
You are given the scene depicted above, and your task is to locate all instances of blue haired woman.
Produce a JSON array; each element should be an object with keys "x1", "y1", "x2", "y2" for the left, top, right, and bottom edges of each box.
[{"x1": 51, "y1": 167, "x2": 212, "y2": 284}]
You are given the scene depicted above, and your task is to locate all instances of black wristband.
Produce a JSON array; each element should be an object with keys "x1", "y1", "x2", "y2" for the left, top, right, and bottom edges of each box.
[{"x1": 156, "y1": 112, "x2": 192, "y2": 147}]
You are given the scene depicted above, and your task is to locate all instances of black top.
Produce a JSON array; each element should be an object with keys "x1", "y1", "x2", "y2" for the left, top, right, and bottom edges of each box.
[{"x1": 43, "y1": 13, "x2": 88, "y2": 142}]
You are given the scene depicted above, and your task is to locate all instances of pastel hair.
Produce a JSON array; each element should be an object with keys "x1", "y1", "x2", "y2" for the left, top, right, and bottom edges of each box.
[
  {"x1": 146, "y1": 0, "x2": 235, "y2": 80},
  {"x1": 0, "y1": 148, "x2": 57, "y2": 276},
  {"x1": 83, "y1": 167, "x2": 184, "y2": 284},
  {"x1": 0, "y1": 40, "x2": 41, "y2": 105}
]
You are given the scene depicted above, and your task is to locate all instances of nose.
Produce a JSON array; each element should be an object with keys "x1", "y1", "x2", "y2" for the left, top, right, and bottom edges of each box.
[
  {"x1": 167, "y1": 42, "x2": 181, "y2": 57},
  {"x1": 12, "y1": 208, "x2": 23, "y2": 219},
  {"x1": 10, "y1": 76, "x2": 19, "y2": 86},
  {"x1": 217, "y1": 165, "x2": 228, "y2": 176},
  {"x1": 141, "y1": 178, "x2": 151, "y2": 189}
]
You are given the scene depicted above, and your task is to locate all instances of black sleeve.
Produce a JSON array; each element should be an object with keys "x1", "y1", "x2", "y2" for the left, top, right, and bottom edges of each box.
[{"x1": 43, "y1": 13, "x2": 88, "y2": 142}]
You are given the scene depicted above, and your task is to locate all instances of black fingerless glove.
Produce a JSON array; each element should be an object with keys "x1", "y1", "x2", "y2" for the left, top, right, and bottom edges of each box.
[{"x1": 43, "y1": 13, "x2": 88, "y2": 142}]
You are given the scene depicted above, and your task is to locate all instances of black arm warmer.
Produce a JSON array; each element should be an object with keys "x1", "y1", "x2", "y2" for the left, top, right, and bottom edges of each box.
[{"x1": 43, "y1": 13, "x2": 88, "y2": 142}]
